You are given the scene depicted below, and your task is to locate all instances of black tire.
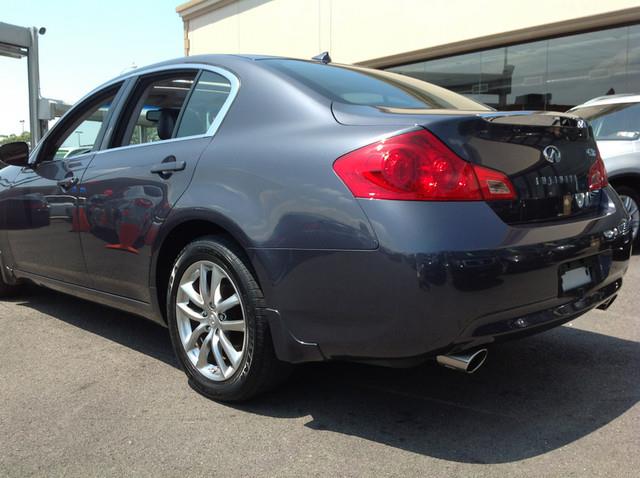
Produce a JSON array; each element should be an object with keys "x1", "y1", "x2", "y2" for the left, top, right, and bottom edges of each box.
[
  {"x1": 0, "y1": 271, "x2": 22, "y2": 298},
  {"x1": 614, "y1": 185, "x2": 640, "y2": 246},
  {"x1": 166, "y1": 235, "x2": 290, "y2": 402}
]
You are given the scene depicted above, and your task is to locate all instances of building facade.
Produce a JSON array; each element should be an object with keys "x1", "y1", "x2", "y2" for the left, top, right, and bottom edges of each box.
[{"x1": 176, "y1": 0, "x2": 640, "y2": 110}]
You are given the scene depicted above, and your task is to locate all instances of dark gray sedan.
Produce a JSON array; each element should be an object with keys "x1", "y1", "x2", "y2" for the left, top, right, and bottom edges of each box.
[{"x1": 0, "y1": 55, "x2": 632, "y2": 401}]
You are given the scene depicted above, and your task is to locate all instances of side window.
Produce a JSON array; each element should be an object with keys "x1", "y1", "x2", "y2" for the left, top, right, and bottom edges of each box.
[
  {"x1": 117, "y1": 72, "x2": 197, "y2": 147},
  {"x1": 175, "y1": 71, "x2": 232, "y2": 138},
  {"x1": 45, "y1": 86, "x2": 120, "y2": 162}
]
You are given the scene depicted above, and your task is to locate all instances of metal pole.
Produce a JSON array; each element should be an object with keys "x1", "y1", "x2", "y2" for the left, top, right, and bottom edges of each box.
[{"x1": 26, "y1": 27, "x2": 40, "y2": 148}]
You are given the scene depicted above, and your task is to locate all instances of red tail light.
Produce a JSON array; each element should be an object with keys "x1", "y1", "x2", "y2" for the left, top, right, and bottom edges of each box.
[
  {"x1": 333, "y1": 129, "x2": 516, "y2": 201},
  {"x1": 588, "y1": 149, "x2": 608, "y2": 191}
]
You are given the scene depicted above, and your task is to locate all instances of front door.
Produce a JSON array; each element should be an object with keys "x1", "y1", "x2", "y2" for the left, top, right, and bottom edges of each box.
[{"x1": 5, "y1": 85, "x2": 122, "y2": 285}]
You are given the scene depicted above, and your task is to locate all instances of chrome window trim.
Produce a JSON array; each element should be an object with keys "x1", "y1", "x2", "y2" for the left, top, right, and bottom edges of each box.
[
  {"x1": 93, "y1": 132, "x2": 212, "y2": 154},
  {"x1": 34, "y1": 63, "x2": 239, "y2": 159},
  {"x1": 94, "y1": 64, "x2": 240, "y2": 155}
]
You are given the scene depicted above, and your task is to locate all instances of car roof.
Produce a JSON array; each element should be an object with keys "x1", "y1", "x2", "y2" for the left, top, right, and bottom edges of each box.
[
  {"x1": 78, "y1": 54, "x2": 293, "y2": 107},
  {"x1": 111, "y1": 54, "x2": 292, "y2": 79},
  {"x1": 574, "y1": 93, "x2": 640, "y2": 108}
]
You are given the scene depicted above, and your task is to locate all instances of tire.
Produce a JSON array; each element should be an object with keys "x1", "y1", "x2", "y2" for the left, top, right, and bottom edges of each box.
[
  {"x1": 615, "y1": 185, "x2": 640, "y2": 245},
  {"x1": 0, "y1": 270, "x2": 21, "y2": 299},
  {"x1": 166, "y1": 235, "x2": 290, "y2": 402}
]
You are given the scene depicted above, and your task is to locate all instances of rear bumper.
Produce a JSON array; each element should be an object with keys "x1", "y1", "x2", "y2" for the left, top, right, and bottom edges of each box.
[{"x1": 250, "y1": 187, "x2": 632, "y2": 363}]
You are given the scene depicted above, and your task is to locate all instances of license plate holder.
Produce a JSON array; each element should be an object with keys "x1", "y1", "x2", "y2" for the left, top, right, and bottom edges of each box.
[{"x1": 560, "y1": 266, "x2": 593, "y2": 292}]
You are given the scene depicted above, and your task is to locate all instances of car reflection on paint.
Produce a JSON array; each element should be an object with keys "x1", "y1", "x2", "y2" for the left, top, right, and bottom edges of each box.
[{"x1": 85, "y1": 184, "x2": 164, "y2": 254}]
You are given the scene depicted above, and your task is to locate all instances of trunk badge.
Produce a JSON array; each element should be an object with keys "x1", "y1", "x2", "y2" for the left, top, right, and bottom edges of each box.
[{"x1": 543, "y1": 145, "x2": 562, "y2": 163}]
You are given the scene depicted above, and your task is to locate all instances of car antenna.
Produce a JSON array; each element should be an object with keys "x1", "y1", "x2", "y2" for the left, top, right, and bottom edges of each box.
[{"x1": 312, "y1": 51, "x2": 332, "y2": 64}]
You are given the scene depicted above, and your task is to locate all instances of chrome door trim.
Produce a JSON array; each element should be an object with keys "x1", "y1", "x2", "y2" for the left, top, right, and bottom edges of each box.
[
  {"x1": 92, "y1": 64, "x2": 240, "y2": 155},
  {"x1": 33, "y1": 63, "x2": 240, "y2": 160}
]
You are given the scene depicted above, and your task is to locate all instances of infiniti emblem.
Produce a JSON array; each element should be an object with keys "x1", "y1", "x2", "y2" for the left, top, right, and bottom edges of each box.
[{"x1": 543, "y1": 145, "x2": 562, "y2": 163}]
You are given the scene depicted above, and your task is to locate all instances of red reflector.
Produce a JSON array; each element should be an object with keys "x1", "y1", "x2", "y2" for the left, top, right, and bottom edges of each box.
[
  {"x1": 588, "y1": 149, "x2": 608, "y2": 191},
  {"x1": 333, "y1": 129, "x2": 517, "y2": 201}
]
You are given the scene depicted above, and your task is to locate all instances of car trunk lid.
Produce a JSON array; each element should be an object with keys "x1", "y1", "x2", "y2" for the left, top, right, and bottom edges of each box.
[{"x1": 332, "y1": 103, "x2": 604, "y2": 224}]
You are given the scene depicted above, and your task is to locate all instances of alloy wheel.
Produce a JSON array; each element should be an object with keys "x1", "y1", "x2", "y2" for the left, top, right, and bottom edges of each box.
[{"x1": 175, "y1": 260, "x2": 247, "y2": 381}]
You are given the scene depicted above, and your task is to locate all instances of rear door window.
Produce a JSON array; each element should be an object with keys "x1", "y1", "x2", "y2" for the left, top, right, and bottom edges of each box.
[
  {"x1": 113, "y1": 72, "x2": 198, "y2": 147},
  {"x1": 175, "y1": 71, "x2": 232, "y2": 138}
]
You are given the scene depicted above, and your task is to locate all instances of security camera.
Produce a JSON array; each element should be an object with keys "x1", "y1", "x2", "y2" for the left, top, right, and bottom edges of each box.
[{"x1": 38, "y1": 27, "x2": 46, "y2": 35}]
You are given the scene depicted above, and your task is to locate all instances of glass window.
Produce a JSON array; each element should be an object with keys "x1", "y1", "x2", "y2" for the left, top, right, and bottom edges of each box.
[
  {"x1": 569, "y1": 103, "x2": 640, "y2": 140},
  {"x1": 265, "y1": 59, "x2": 489, "y2": 110},
  {"x1": 43, "y1": 85, "x2": 120, "y2": 161},
  {"x1": 121, "y1": 73, "x2": 197, "y2": 146},
  {"x1": 627, "y1": 25, "x2": 640, "y2": 92},
  {"x1": 176, "y1": 71, "x2": 232, "y2": 138},
  {"x1": 546, "y1": 27, "x2": 628, "y2": 110},
  {"x1": 390, "y1": 52, "x2": 482, "y2": 99},
  {"x1": 385, "y1": 24, "x2": 640, "y2": 112},
  {"x1": 506, "y1": 40, "x2": 548, "y2": 110}
]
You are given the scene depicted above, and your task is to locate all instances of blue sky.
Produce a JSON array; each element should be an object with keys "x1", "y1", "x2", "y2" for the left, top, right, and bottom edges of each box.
[{"x1": 0, "y1": 0, "x2": 183, "y2": 135}]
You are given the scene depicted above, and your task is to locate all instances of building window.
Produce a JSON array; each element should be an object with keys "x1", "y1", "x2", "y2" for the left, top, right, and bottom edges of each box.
[{"x1": 387, "y1": 24, "x2": 640, "y2": 111}]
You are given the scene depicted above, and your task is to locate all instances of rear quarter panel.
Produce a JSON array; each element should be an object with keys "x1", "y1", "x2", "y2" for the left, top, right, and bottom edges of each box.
[{"x1": 170, "y1": 62, "x2": 405, "y2": 250}]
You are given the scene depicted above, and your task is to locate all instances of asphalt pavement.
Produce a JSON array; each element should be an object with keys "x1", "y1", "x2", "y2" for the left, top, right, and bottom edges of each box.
[{"x1": 1, "y1": 257, "x2": 638, "y2": 477}]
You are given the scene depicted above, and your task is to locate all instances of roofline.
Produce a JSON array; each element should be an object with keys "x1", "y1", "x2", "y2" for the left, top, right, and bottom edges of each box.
[{"x1": 176, "y1": 0, "x2": 238, "y2": 21}]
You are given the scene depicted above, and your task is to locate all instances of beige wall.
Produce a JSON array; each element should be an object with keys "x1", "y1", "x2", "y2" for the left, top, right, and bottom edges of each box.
[{"x1": 178, "y1": 0, "x2": 640, "y2": 66}]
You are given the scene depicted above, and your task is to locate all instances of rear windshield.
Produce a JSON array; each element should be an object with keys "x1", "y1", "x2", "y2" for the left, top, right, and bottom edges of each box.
[
  {"x1": 569, "y1": 102, "x2": 640, "y2": 141},
  {"x1": 262, "y1": 59, "x2": 490, "y2": 111}
]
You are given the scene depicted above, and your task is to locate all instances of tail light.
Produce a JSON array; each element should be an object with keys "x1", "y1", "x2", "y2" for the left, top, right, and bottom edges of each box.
[
  {"x1": 588, "y1": 149, "x2": 608, "y2": 191},
  {"x1": 333, "y1": 129, "x2": 516, "y2": 201}
]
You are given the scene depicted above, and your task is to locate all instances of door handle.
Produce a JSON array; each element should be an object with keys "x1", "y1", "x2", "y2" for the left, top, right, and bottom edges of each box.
[
  {"x1": 150, "y1": 156, "x2": 186, "y2": 177},
  {"x1": 57, "y1": 176, "x2": 78, "y2": 190}
]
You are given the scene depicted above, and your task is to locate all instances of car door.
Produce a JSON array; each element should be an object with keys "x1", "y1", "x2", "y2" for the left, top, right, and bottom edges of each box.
[
  {"x1": 78, "y1": 67, "x2": 236, "y2": 302},
  {"x1": 5, "y1": 83, "x2": 123, "y2": 285}
]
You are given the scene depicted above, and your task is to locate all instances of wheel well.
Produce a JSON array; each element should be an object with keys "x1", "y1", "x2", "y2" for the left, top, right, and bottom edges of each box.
[
  {"x1": 154, "y1": 220, "x2": 255, "y2": 322},
  {"x1": 609, "y1": 174, "x2": 640, "y2": 197}
]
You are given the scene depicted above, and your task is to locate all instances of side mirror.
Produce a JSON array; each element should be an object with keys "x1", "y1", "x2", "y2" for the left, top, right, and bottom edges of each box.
[{"x1": 0, "y1": 142, "x2": 30, "y2": 167}]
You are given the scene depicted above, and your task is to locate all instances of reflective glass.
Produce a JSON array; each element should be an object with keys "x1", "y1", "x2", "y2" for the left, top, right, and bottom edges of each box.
[{"x1": 386, "y1": 25, "x2": 640, "y2": 111}]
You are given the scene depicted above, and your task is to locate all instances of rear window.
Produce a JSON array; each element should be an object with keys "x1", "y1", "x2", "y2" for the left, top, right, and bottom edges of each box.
[{"x1": 263, "y1": 59, "x2": 490, "y2": 111}]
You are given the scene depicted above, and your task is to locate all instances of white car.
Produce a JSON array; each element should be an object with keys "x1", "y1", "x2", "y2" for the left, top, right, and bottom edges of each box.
[{"x1": 569, "y1": 94, "x2": 640, "y2": 243}]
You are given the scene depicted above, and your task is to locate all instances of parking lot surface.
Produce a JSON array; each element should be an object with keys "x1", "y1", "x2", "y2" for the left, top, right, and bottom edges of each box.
[{"x1": 1, "y1": 257, "x2": 638, "y2": 477}]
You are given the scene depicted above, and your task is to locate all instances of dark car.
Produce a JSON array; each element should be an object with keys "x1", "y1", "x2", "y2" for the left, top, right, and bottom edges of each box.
[{"x1": 0, "y1": 55, "x2": 632, "y2": 401}]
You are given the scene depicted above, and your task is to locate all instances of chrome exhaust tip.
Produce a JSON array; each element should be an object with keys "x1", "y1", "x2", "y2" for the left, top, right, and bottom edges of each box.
[{"x1": 436, "y1": 349, "x2": 488, "y2": 374}]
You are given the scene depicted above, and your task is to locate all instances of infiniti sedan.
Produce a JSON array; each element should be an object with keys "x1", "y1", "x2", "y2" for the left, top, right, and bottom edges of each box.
[{"x1": 0, "y1": 55, "x2": 632, "y2": 401}]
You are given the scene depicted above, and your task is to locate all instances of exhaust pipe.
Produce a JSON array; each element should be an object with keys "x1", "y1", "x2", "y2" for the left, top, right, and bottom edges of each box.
[
  {"x1": 437, "y1": 349, "x2": 488, "y2": 374},
  {"x1": 597, "y1": 295, "x2": 617, "y2": 310}
]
